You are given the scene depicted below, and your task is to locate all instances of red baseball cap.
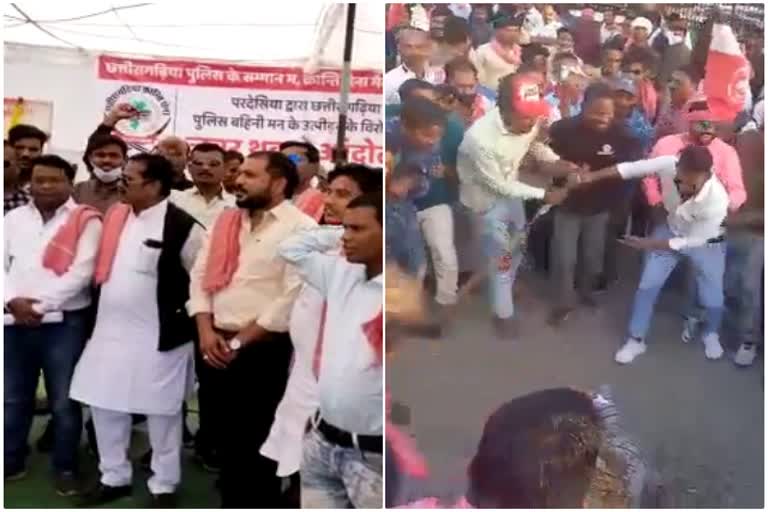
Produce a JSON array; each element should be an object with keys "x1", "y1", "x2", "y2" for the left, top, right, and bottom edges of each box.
[{"x1": 508, "y1": 75, "x2": 550, "y2": 118}]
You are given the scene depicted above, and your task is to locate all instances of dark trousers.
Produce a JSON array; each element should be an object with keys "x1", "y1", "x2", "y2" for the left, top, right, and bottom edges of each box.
[
  {"x1": 604, "y1": 201, "x2": 632, "y2": 282},
  {"x1": 4, "y1": 310, "x2": 88, "y2": 474},
  {"x1": 218, "y1": 332, "x2": 293, "y2": 508},
  {"x1": 194, "y1": 341, "x2": 226, "y2": 457},
  {"x1": 550, "y1": 210, "x2": 610, "y2": 308}
]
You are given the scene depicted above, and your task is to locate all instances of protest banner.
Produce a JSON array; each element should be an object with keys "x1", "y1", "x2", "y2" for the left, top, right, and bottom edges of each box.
[{"x1": 97, "y1": 55, "x2": 383, "y2": 166}]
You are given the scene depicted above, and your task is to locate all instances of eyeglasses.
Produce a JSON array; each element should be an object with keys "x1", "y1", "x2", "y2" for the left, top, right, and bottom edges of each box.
[{"x1": 627, "y1": 69, "x2": 643, "y2": 76}]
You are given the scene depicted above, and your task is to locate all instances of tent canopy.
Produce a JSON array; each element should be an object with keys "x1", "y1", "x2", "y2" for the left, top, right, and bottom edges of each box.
[{"x1": 3, "y1": 2, "x2": 383, "y2": 69}]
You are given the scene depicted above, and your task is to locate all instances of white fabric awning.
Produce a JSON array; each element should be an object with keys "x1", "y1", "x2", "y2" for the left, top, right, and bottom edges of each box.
[{"x1": 3, "y1": 2, "x2": 383, "y2": 70}]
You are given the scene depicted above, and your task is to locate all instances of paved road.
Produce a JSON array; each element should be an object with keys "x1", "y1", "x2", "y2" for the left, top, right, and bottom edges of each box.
[{"x1": 388, "y1": 251, "x2": 764, "y2": 508}]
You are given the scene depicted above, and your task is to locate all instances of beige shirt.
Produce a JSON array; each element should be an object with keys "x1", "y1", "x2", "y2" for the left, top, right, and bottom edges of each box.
[
  {"x1": 457, "y1": 109, "x2": 559, "y2": 213},
  {"x1": 474, "y1": 42, "x2": 519, "y2": 90},
  {"x1": 170, "y1": 187, "x2": 235, "y2": 229},
  {"x1": 188, "y1": 200, "x2": 316, "y2": 332}
]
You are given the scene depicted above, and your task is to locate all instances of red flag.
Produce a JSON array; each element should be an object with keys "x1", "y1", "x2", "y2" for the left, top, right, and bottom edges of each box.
[{"x1": 704, "y1": 23, "x2": 751, "y2": 121}]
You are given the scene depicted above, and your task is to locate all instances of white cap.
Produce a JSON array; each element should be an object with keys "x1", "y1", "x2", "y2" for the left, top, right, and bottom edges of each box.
[{"x1": 630, "y1": 17, "x2": 653, "y2": 33}]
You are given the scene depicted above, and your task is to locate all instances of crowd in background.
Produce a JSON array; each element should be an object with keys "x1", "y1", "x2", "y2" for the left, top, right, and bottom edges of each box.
[
  {"x1": 385, "y1": 4, "x2": 763, "y2": 505},
  {"x1": 4, "y1": 99, "x2": 383, "y2": 508}
]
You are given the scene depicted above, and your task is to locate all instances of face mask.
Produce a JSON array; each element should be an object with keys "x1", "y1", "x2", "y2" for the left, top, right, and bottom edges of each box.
[{"x1": 92, "y1": 165, "x2": 122, "y2": 183}]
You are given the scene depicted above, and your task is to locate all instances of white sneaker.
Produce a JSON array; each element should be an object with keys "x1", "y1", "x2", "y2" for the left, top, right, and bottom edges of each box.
[
  {"x1": 681, "y1": 317, "x2": 700, "y2": 343},
  {"x1": 702, "y1": 333, "x2": 724, "y2": 360},
  {"x1": 734, "y1": 343, "x2": 757, "y2": 367},
  {"x1": 615, "y1": 338, "x2": 647, "y2": 364}
]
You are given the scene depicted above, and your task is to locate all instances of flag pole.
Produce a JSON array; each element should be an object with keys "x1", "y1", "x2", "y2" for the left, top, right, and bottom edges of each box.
[{"x1": 334, "y1": 3, "x2": 356, "y2": 166}]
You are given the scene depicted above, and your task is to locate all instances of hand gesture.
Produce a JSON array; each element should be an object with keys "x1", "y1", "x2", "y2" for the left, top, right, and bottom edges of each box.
[
  {"x1": 105, "y1": 103, "x2": 141, "y2": 126},
  {"x1": 543, "y1": 186, "x2": 568, "y2": 206},
  {"x1": 7, "y1": 298, "x2": 43, "y2": 327},
  {"x1": 199, "y1": 329, "x2": 235, "y2": 369}
]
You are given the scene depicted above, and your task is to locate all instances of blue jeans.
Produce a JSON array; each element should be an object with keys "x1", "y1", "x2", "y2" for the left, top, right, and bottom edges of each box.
[
  {"x1": 480, "y1": 198, "x2": 526, "y2": 319},
  {"x1": 386, "y1": 200, "x2": 426, "y2": 277},
  {"x1": 627, "y1": 224, "x2": 725, "y2": 341},
  {"x1": 300, "y1": 428, "x2": 383, "y2": 508},
  {"x1": 4, "y1": 309, "x2": 88, "y2": 474},
  {"x1": 723, "y1": 232, "x2": 764, "y2": 346}
]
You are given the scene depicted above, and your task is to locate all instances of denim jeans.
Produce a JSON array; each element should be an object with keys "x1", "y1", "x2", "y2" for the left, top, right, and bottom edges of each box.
[
  {"x1": 4, "y1": 309, "x2": 88, "y2": 474},
  {"x1": 627, "y1": 224, "x2": 725, "y2": 341},
  {"x1": 723, "y1": 232, "x2": 764, "y2": 346},
  {"x1": 386, "y1": 200, "x2": 426, "y2": 277},
  {"x1": 480, "y1": 198, "x2": 527, "y2": 319},
  {"x1": 300, "y1": 428, "x2": 382, "y2": 508}
]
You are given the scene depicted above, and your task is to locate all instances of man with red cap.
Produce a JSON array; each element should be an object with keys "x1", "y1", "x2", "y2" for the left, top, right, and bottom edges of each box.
[{"x1": 457, "y1": 71, "x2": 577, "y2": 338}]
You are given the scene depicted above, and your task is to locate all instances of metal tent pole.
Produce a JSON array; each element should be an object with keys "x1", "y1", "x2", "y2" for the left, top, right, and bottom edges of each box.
[{"x1": 334, "y1": 3, "x2": 356, "y2": 166}]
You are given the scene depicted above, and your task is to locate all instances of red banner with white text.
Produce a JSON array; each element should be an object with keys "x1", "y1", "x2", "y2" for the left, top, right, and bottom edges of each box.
[{"x1": 96, "y1": 55, "x2": 383, "y2": 166}]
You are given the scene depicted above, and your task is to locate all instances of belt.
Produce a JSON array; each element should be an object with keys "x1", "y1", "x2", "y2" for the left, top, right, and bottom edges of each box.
[
  {"x1": 707, "y1": 235, "x2": 726, "y2": 244},
  {"x1": 315, "y1": 416, "x2": 383, "y2": 453}
]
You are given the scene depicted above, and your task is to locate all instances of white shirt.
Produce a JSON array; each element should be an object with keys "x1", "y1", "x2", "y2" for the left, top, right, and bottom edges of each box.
[
  {"x1": 384, "y1": 63, "x2": 444, "y2": 105},
  {"x1": 601, "y1": 24, "x2": 622, "y2": 43},
  {"x1": 260, "y1": 246, "x2": 339, "y2": 476},
  {"x1": 5, "y1": 198, "x2": 102, "y2": 313},
  {"x1": 533, "y1": 20, "x2": 563, "y2": 40},
  {"x1": 457, "y1": 109, "x2": 559, "y2": 213},
  {"x1": 617, "y1": 156, "x2": 729, "y2": 250},
  {"x1": 279, "y1": 227, "x2": 382, "y2": 436},
  {"x1": 524, "y1": 6, "x2": 544, "y2": 34},
  {"x1": 448, "y1": 3, "x2": 471, "y2": 19},
  {"x1": 70, "y1": 199, "x2": 204, "y2": 415},
  {"x1": 170, "y1": 187, "x2": 235, "y2": 229}
]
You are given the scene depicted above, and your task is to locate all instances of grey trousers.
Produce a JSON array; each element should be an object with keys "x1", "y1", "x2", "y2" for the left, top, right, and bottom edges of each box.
[{"x1": 551, "y1": 209, "x2": 610, "y2": 309}]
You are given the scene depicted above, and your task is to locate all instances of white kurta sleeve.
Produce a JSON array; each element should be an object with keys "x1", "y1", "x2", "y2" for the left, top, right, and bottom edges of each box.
[
  {"x1": 181, "y1": 223, "x2": 206, "y2": 274},
  {"x1": 187, "y1": 227, "x2": 213, "y2": 316},
  {"x1": 37, "y1": 218, "x2": 103, "y2": 312}
]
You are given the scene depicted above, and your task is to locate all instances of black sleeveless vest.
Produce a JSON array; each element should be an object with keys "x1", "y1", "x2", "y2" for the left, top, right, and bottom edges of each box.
[{"x1": 156, "y1": 201, "x2": 199, "y2": 352}]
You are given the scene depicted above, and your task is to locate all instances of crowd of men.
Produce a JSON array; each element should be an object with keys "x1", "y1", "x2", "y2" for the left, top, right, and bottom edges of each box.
[
  {"x1": 385, "y1": 3, "x2": 763, "y2": 507},
  {"x1": 4, "y1": 99, "x2": 383, "y2": 508},
  {"x1": 385, "y1": 3, "x2": 763, "y2": 366}
]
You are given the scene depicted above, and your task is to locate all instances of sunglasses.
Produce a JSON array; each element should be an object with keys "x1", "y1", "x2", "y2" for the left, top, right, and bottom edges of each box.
[{"x1": 4, "y1": 160, "x2": 10, "y2": 169}]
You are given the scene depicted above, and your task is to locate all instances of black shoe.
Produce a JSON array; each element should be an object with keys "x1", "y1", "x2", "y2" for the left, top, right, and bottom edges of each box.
[
  {"x1": 78, "y1": 483, "x2": 132, "y2": 507},
  {"x1": 36, "y1": 420, "x2": 55, "y2": 453},
  {"x1": 547, "y1": 307, "x2": 573, "y2": 327},
  {"x1": 148, "y1": 492, "x2": 178, "y2": 508},
  {"x1": 492, "y1": 316, "x2": 519, "y2": 340},
  {"x1": 55, "y1": 472, "x2": 81, "y2": 497},
  {"x1": 194, "y1": 449, "x2": 221, "y2": 474},
  {"x1": 5, "y1": 467, "x2": 27, "y2": 482}
]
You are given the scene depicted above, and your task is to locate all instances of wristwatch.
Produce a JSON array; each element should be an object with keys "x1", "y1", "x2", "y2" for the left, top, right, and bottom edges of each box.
[{"x1": 228, "y1": 337, "x2": 243, "y2": 352}]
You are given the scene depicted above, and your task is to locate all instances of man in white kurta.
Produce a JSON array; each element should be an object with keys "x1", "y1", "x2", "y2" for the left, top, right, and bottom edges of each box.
[{"x1": 70, "y1": 154, "x2": 204, "y2": 506}]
